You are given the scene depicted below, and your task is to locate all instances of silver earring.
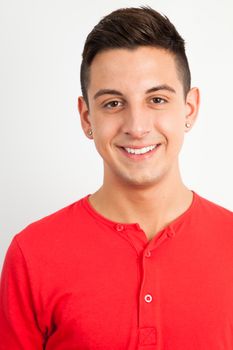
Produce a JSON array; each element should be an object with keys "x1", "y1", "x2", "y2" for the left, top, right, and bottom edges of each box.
[
  {"x1": 88, "y1": 129, "x2": 93, "y2": 136},
  {"x1": 185, "y1": 122, "x2": 191, "y2": 128}
]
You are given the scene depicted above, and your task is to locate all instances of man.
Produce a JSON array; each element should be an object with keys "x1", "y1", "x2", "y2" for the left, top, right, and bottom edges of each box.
[{"x1": 0, "y1": 6, "x2": 232, "y2": 349}]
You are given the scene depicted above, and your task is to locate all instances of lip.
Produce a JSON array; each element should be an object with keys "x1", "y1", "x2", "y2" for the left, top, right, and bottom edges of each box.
[
  {"x1": 118, "y1": 143, "x2": 161, "y2": 160},
  {"x1": 119, "y1": 144, "x2": 160, "y2": 149}
]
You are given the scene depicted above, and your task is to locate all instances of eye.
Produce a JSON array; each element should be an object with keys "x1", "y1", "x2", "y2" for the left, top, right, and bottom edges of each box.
[
  {"x1": 104, "y1": 100, "x2": 123, "y2": 109},
  {"x1": 151, "y1": 97, "x2": 167, "y2": 104}
]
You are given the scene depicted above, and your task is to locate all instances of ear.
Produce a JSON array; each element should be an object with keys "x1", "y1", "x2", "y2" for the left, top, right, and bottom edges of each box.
[
  {"x1": 184, "y1": 87, "x2": 200, "y2": 132},
  {"x1": 78, "y1": 96, "x2": 93, "y2": 139}
]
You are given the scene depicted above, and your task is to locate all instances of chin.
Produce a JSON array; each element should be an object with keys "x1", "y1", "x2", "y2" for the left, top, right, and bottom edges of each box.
[{"x1": 119, "y1": 172, "x2": 163, "y2": 188}]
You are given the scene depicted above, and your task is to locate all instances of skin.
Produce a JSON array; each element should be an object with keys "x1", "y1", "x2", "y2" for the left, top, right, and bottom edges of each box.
[{"x1": 78, "y1": 46, "x2": 200, "y2": 240}]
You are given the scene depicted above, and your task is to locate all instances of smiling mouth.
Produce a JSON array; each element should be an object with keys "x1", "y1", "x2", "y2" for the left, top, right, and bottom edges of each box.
[{"x1": 121, "y1": 144, "x2": 161, "y2": 155}]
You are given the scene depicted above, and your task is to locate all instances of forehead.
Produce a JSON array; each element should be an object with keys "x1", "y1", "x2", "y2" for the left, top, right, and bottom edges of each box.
[{"x1": 88, "y1": 46, "x2": 183, "y2": 95}]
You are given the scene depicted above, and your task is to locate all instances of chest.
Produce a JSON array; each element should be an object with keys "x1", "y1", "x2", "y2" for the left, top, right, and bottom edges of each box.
[{"x1": 39, "y1": 230, "x2": 233, "y2": 349}]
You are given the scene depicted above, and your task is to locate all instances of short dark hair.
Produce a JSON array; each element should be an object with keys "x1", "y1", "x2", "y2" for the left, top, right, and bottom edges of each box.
[{"x1": 80, "y1": 6, "x2": 191, "y2": 106}]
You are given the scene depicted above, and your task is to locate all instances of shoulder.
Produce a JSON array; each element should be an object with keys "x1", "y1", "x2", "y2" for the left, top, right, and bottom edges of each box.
[
  {"x1": 195, "y1": 192, "x2": 232, "y2": 215},
  {"x1": 14, "y1": 195, "x2": 91, "y2": 253},
  {"x1": 194, "y1": 192, "x2": 233, "y2": 227}
]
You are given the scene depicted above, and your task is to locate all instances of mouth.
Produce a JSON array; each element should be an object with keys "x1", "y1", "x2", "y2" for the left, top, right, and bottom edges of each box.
[{"x1": 119, "y1": 143, "x2": 161, "y2": 159}]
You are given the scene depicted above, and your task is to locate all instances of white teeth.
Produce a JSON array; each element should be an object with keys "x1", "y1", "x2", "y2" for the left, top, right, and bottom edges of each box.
[{"x1": 124, "y1": 145, "x2": 157, "y2": 155}]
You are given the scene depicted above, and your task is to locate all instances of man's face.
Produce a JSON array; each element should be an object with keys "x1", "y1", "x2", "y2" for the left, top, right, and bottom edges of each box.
[{"x1": 79, "y1": 46, "x2": 199, "y2": 188}]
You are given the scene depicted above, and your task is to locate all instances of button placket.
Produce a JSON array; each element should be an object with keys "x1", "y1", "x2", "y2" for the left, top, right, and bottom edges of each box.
[
  {"x1": 144, "y1": 294, "x2": 153, "y2": 303},
  {"x1": 139, "y1": 327, "x2": 157, "y2": 346},
  {"x1": 166, "y1": 226, "x2": 175, "y2": 238},
  {"x1": 145, "y1": 250, "x2": 151, "y2": 258},
  {"x1": 138, "y1": 246, "x2": 158, "y2": 346}
]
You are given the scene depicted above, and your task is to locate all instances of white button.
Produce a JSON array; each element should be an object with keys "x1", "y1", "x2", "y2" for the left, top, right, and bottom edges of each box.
[
  {"x1": 115, "y1": 224, "x2": 125, "y2": 232},
  {"x1": 145, "y1": 250, "x2": 151, "y2": 258},
  {"x1": 144, "y1": 294, "x2": 153, "y2": 303}
]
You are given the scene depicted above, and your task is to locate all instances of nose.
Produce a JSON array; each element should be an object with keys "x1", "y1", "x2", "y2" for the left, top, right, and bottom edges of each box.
[{"x1": 121, "y1": 106, "x2": 152, "y2": 139}]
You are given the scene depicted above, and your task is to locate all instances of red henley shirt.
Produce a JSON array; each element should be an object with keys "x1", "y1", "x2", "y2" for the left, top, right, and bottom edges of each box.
[{"x1": 0, "y1": 192, "x2": 233, "y2": 349}]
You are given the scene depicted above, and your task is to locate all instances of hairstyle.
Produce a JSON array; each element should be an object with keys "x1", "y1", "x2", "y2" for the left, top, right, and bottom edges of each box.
[{"x1": 80, "y1": 6, "x2": 191, "y2": 106}]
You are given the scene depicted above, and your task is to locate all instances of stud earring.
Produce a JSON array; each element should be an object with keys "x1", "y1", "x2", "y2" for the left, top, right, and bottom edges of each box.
[
  {"x1": 88, "y1": 129, "x2": 93, "y2": 136},
  {"x1": 185, "y1": 122, "x2": 191, "y2": 128}
]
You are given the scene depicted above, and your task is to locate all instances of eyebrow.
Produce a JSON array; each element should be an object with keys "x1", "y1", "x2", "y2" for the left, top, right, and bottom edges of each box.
[
  {"x1": 93, "y1": 84, "x2": 176, "y2": 100},
  {"x1": 146, "y1": 84, "x2": 176, "y2": 94},
  {"x1": 94, "y1": 89, "x2": 123, "y2": 100}
]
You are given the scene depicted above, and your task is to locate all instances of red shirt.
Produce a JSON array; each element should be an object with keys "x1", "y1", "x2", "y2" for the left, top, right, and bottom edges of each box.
[{"x1": 0, "y1": 192, "x2": 233, "y2": 349}]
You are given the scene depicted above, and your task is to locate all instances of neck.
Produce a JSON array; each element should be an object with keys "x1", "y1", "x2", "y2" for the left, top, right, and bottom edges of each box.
[{"x1": 89, "y1": 164, "x2": 193, "y2": 239}]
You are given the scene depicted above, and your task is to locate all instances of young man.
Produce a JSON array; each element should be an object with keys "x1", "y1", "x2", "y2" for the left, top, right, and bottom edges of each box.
[{"x1": 0, "y1": 6, "x2": 232, "y2": 350}]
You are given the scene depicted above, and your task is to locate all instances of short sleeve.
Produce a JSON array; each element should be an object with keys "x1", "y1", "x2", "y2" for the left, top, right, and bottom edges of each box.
[{"x1": 0, "y1": 237, "x2": 44, "y2": 349}]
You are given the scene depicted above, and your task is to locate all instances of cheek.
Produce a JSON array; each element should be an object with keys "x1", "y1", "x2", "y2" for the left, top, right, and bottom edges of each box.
[
  {"x1": 157, "y1": 116, "x2": 182, "y2": 137},
  {"x1": 92, "y1": 115, "x2": 121, "y2": 139},
  {"x1": 94, "y1": 126, "x2": 114, "y2": 143},
  {"x1": 156, "y1": 111, "x2": 184, "y2": 137},
  {"x1": 92, "y1": 123, "x2": 117, "y2": 155}
]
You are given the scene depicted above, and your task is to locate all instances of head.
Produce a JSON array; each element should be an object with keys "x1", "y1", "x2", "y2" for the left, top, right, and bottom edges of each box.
[
  {"x1": 80, "y1": 6, "x2": 191, "y2": 108},
  {"x1": 78, "y1": 7, "x2": 199, "y2": 189}
]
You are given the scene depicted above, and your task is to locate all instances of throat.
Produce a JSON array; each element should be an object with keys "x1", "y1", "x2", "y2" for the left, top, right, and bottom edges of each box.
[{"x1": 89, "y1": 185, "x2": 193, "y2": 239}]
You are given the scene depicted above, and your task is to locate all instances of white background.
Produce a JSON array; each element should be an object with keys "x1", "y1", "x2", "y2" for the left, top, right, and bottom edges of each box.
[{"x1": 1, "y1": 0, "x2": 233, "y2": 269}]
